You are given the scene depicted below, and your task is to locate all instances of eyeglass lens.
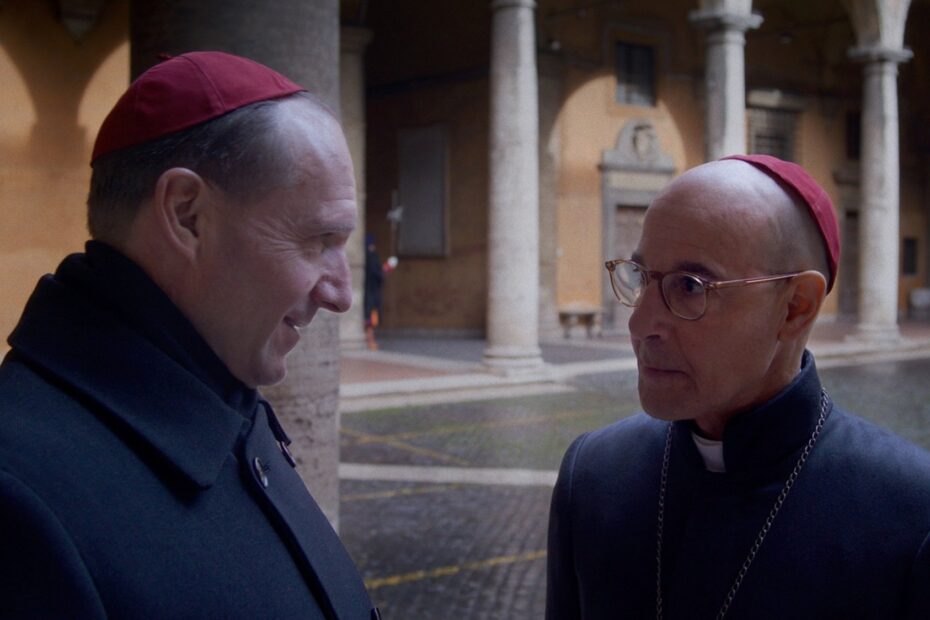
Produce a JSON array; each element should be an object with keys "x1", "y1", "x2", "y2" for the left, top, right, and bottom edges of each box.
[
  {"x1": 612, "y1": 261, "x2": 642, "y2": 305},
  {"x1": 663, "y1": 272, "x2": 706, "y2": 319},
  {"x1": 611, "y1": 261, "x2": 708, "y2": 320}
]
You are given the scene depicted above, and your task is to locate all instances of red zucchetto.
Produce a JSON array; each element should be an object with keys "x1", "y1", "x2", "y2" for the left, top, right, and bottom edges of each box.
[
  {"x1": 91, "y1": 51, "x2": 306, "y2": 164},
  {"x1": 721, "y1": 154, "x2": 841, "y2": 293}
]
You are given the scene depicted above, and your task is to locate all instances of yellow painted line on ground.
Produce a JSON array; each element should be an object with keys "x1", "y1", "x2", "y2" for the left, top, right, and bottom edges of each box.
[
  {"x1": 353, "y1": 410, "x2": 589, "y2": 444},
  {"x1": 364, "y1": 549, "x2": 548, "y2": 590},
  {"x1": 341, "y1": 427, "x2": 471, "y2": 466},
  {"x1": 342, "y1": 484, "x2": 458, "y2": 502}
]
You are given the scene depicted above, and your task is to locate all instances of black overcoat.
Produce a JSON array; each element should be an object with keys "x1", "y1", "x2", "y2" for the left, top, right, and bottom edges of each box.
[
  {"x1": 0, "y1": 244, "x2": 376, "y2": 619},
  {"x1": 547, "y1": 352, "x2": 930, "y2": 619}
]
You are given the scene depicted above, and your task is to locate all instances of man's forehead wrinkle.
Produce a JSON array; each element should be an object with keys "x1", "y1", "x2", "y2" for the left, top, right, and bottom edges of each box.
[{"x1": 302, "y1": 204, "x2": 357, "y2": 232}]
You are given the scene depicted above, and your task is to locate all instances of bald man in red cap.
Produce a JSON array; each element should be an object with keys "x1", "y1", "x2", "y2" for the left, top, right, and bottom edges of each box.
[
  {"x1": 547, "y1": 156, "x2": 930, "y2": 619},
  {"x1": 0, "y1": 52, "x2": 379, "y2": 619}
]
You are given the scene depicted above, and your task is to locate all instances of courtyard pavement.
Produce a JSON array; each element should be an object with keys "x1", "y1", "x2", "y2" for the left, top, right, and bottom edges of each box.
[{"x1": 337, "y1": 321, "x2": 930, "y2": 619}]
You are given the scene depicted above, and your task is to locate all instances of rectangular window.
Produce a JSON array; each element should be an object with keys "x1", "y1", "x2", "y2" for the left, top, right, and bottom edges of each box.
[
  {"x1": 748, "y1": 107, "x2": 798, "y2": 161},
  {"x1": 396, "y1": 125, "x2": 448, "y2": 257},
  {"x1": 846, "y1": 111, "x2": 861, "y2": 160},
  {"x1": 902, "y1": 237, "x2": 918, "y2": 276},
  {"x1": 615, "y1": 42, "x2": 655, "y2": 106}
]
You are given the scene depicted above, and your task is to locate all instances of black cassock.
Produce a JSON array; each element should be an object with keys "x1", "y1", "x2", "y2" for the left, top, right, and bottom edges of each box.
[{"x1": 547, "y1": 351, "x2": 930, "y2": 619}]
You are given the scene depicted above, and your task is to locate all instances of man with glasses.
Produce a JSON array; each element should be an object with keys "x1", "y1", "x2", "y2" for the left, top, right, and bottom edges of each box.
[{"x1": 546, "y1": 154, "x2": 930, "y2": 619}]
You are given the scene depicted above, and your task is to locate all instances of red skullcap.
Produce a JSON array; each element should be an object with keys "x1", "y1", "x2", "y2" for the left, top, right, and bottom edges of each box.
[
  {"x1": 721, "y1": 154, "x2": 840, "y2": 293},
  {"x1": 91, "y1": 51, "x2": 306, "y2": 163}
]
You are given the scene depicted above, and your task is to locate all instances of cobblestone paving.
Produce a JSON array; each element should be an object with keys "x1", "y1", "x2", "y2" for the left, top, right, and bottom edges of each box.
[
  {"x1": 819, "y1": 358, "x2": 930, "y2": 449},
  {"x1": 341, "y1": 481, "x2": 551, "y2": 618},
  {"x1": 377, "y1": 337, "x2": 633, "y2": 365},
  {"x1": 339, "y1": 357, "x2": 930, "y2": 619},
  {"x1": 340, "y1": 386, "x2": 634, "y2": 470}
]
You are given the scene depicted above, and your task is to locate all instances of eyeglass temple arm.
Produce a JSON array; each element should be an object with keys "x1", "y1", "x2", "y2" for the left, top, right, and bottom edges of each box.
[{"x1": 706, "y1": 273, "x2": 801, "y2": 290}]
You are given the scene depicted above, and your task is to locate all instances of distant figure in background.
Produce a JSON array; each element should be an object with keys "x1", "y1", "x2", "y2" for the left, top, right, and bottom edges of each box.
[{"x1": 364, "y1": 235, "x2": 395, "y2": 351}]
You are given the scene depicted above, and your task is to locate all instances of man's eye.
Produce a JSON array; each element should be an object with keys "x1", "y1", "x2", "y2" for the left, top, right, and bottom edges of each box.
[
  {"x1": 676, "y1": 275, "x2": 705, "y2": 296},
  {"x1": 317, "y1": 233, "x2": 349, "y2": 252}
]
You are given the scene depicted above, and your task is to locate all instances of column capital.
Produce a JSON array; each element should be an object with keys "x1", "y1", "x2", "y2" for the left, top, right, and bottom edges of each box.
[
  {"x1": 340, "y1": 26, "x2": 373, "y2": 54},
  {"x1": 688, "y1": 8, "x2": 762, "y2": 33},
  {"x1": 491, "y1": 0, "x2": 536, "y2": 11},
  {"x1": 848, "y1": 44, "x2": 913, "y2": 64}
]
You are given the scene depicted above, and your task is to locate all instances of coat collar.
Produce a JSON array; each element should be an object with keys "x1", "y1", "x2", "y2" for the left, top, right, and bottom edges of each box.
[
  {"x1": 674, "y1": 351, "x2": 831, "y2": 475},
  {"x1": 7, "y1": 247, "x2": 251, "y2": 490}
]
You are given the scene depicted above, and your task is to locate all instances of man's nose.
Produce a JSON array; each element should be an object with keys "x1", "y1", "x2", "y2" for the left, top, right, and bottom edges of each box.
[
  {"x1": 627, "y1": 279, "x2": 669, "y2": 339},
  {"x1": 313, "y1": 253, "x2": 353, "y2": 313}
]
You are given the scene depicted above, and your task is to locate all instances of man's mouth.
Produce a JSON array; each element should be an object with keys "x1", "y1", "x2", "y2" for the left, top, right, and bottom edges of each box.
[{"x1": 636, "y1": 351, "x2": 684, "y2": 375}]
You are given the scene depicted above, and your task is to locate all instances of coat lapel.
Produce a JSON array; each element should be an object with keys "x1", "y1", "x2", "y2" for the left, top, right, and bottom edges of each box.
[
  {"x1": 8, "y1": 276, "x2": 246, "y2": 490},
  {"x1": 242, "y1": 403, "x2": 374, "y2": 619}
]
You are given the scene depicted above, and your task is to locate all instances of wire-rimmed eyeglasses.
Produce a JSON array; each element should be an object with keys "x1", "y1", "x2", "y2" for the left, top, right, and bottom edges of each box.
[{"x1": 604, "y1": 259, "x2": 801, "y2": 320}]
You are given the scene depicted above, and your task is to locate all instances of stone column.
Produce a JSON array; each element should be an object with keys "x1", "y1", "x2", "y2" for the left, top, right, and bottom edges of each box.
[
  {"x1": 131, "y1": 0, "x2": 344, "y2": 529},
  {"x1": 845, "y1": 0, "x2": 912, "y2": 342},
  {"x1": 483, "y1": 0, "x2": 544, "y2": 371},
  {"x1": 689, "y1": 1, "x2": 762, "y2": 160},
  {"x1": 849, "y1": 50, "x2": 911, "y2": 340},
  {"x1": 340, "y1": 27, "x2": 372, "y2": 351}
]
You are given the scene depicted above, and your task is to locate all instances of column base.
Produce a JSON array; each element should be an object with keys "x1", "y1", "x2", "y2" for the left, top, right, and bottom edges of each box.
[
  {"x1": 339, "y1": 335, "x2": 369, "y2": 352},
  {"x1": 845, "y1": 321, "x2": 902, "y2": 345},
  {"x1": 482, "y1": 344, "x2": 546, "y2": 375}
]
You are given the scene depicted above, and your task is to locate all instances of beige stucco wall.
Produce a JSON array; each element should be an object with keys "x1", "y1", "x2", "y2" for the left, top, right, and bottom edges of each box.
[
  {"x1": 550, "y1": 0, "x2": 928, "y2": 322},
  {"x1": 901, "y1": 183, "x2": 928, "y2": 310},
  {"x1": 898, "y1": 2, "x2": 930, "y2": 314},
  {"x1": 554, "y1": 67, "x2": 699, "y2": 311},
  {"x1": 366, "y1": 78, "x2": 490, "y2": 333},
  {"x1": 1, "y1": 0, "x2": 925, "y2": 341},
  {"x1": 793, "y1": 102, "x2": 846, "y2": 318},
  {"x1": 0, "y1": 1, "x2": 128, "y2": 348}
]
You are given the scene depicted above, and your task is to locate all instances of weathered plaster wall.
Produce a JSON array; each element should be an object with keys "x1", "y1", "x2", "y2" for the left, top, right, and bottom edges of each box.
[
  {"x1": 367, "y1": 78, "x2": 490, "y2": 333},
  {"x1": 0, "y1": 0, "x2": 128, "y2": 347}
]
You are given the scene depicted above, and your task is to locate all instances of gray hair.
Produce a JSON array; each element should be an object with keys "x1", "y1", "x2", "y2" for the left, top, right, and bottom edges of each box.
[{"x1": 86, "y1": 91, "x2": 323, "y2": 241}]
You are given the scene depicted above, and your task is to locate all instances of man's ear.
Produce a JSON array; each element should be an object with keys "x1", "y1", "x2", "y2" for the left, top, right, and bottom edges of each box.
[
  {"x1": 779, "y1": 270, "x2": 827, "y2": 340},
  {"x1": 151, "y1": 168, "x2": 209, "y2": 260}
]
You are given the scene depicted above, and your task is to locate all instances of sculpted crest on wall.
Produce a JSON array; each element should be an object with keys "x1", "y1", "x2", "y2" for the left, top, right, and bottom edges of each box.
[{"x1": 601, "y1": 118, "x2": 675, "y2": 173}]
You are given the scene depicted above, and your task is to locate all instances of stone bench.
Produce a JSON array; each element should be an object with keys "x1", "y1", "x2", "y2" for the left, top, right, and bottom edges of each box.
[{"x1": 558, "y1": 306, "x2": 603, "y2": 339}]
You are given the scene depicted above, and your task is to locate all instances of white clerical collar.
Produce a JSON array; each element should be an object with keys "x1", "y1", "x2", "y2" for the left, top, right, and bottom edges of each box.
[{"x1": 691, "y1": 432, "x2": 726, "y2": 473}]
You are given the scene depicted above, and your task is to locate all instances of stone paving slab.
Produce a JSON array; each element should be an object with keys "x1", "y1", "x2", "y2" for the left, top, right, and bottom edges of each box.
[
  {"x1": 340, "y1": 463, "x2": 558, "y2": 487},
  {"x1": 341, "y1": 389, "x2": 634, "y2": 470},
  {"x1": 341, "y1": 322, "x2": 930, "y2": 413},
  {"x1": 341, "y1": 356, "x2": 454, "y2": 384},
  {"x1": 371, "y1": 337, "x2": 634, "y2": 365}
]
